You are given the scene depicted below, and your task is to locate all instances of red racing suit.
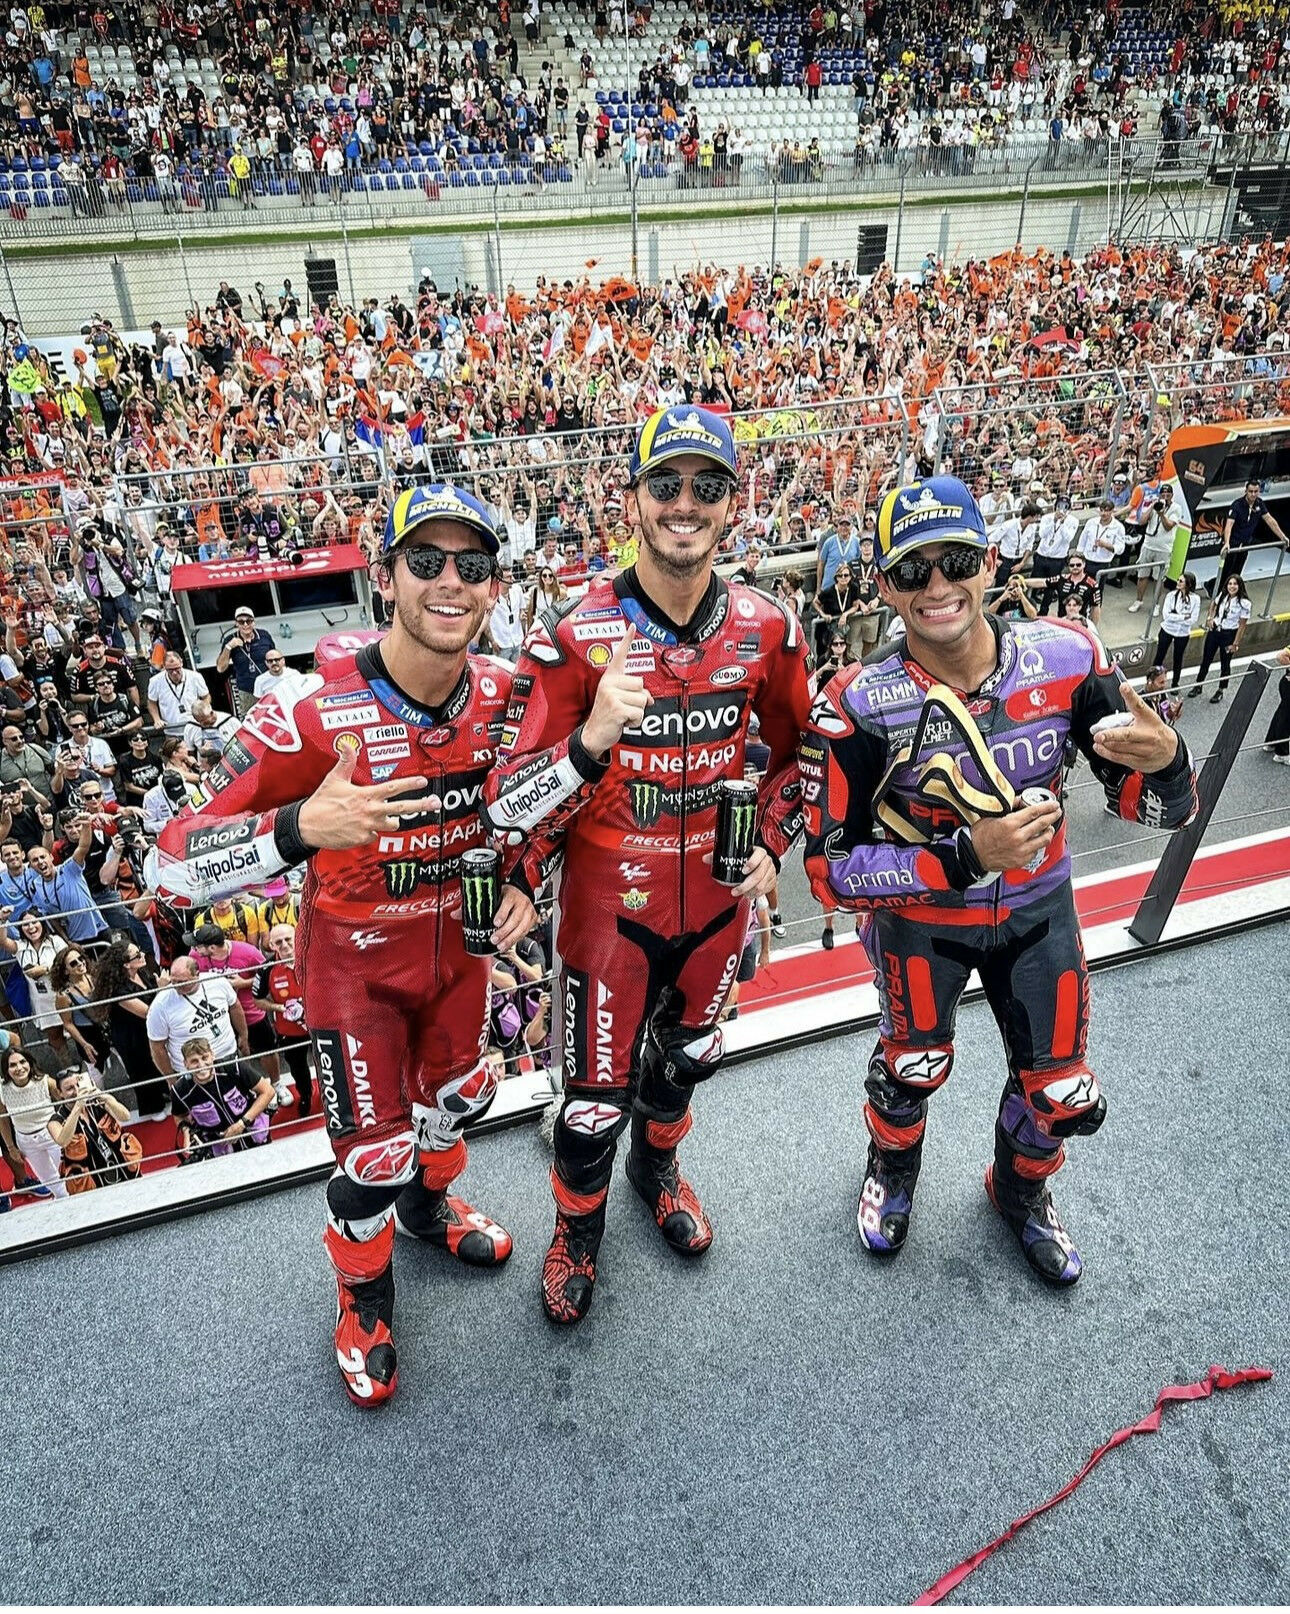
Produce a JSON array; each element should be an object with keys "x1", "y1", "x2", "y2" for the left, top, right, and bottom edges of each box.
[
  {"x1": 150, "y1": 641, "x2": 515, "y2": 1190},
  {"x1": 483, "y1": 566, "x2": 809, "y2": 1198}
]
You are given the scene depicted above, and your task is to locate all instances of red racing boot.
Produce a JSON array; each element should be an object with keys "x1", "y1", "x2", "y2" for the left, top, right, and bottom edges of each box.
[
  {"x1": 625, "y1": 1112, "x2": 713, "y2": 1255},
  {"x1": 323, "y1": 1216, "x2": 399, "y2": 1408},
  {"x1": 395, "y1": 1137, "x2": 513, "y2": 1266},
  {"x1": 542, "y1": 1175, "x2": 607, "y2": 1325}
]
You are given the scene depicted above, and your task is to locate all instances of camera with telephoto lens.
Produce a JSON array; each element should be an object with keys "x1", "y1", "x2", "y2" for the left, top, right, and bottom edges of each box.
[
  {"x1": 161, "y1": 769, "x2": 190, "y2": 809},
  {"x1": 119, "y1": 819, "x2": 147, "y2": 857}
]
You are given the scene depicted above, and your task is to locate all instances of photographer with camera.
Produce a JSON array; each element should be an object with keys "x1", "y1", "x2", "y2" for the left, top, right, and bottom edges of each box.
[
  {"x1": 32, "y1": 679, "x2": 74, "y2": 750},
  {"x1": 46, "y1": 1065, "x2": 141, "y2": 1192},
  {"x1": 989, "y1": 569, "x2": 1039, "y2": 621},
  {"x1": 0, "y1": 724, "x2": 64, "y2": 804},
  {"x1": 0, "y1": 779, "x2": 52, "y2": 852},
  {"x1": 214, "y1": 607, "x2": 276, "y2": 719},
  {"x1": 1128, "y1": 480, "x2": 1186, "y2": 616}
]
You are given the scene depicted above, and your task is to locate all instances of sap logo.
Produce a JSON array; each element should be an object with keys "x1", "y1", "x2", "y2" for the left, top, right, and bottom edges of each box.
[
  {"x1": 371, "y1": 763, "x2": 398, "y2": 781},
  {"x1": 709, "y1": 664, "x2": 747, "y2": 687},
  {"x1": 322, "y1": 705, "x2": 381, "y2": 730}
]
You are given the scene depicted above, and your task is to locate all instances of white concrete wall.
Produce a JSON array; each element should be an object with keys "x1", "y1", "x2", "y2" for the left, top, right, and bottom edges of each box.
[{"x1": 6, "y1": 184, "x2": 1227, "y2": 338}]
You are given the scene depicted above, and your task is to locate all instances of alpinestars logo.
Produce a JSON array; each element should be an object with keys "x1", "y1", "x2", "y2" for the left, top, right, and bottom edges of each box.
[{"x1": 349, "y1": 929, "x2": 387, "y2": 951}]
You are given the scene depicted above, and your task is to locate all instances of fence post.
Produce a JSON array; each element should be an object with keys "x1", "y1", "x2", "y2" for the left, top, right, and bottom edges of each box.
[
  {"x1": 341, "y1": 205, "x2": 357, "y2": 309},
  {"x1": 892, "y1": 161, "x2": 906, "y2": 276},
  {"x1": 770, "y1": 173, "x2": 779, "y2": 271},
  {"x1": 492, "y1": 181, "x2": 504, "y2": 288},
  {"x1": 0, "y1": 243, "x2": 21, "y2": 328},
  {"x1": 175, "y1": 219, "x2": 195, "y2": 311},
  {"x1": 1016, "y1": 153, "x2": 1037, "y2": 248}
]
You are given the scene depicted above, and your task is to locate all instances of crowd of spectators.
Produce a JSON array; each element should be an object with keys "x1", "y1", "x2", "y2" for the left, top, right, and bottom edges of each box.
[
  {"x1": 1, "y1": 222, "x2": 1289, "y2": 1205},
  {"x1": 0, "y1": 0, "x2": 1288, "y2": 220}
]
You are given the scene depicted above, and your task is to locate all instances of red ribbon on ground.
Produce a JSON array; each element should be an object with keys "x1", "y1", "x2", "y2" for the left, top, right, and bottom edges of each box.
[{"x1": 914, "y1": 1364, "x2": 1273, "y2": 1605}]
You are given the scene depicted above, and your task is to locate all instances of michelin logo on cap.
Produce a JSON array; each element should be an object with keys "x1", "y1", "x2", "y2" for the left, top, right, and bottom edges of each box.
[
  {"x1": 876, "y1": 474, "x2": 988, "y2": 570},
  {"x1": 383, "y1": 482, "x2": 501, "y2": 555},
  {"x1": 630, "y1": 405, "x2": 737, "y2": 482}
]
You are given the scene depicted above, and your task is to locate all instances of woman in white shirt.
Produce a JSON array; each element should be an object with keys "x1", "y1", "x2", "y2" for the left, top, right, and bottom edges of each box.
[
  {"x1": 1, "y1": 913, "x2": 68, "y2": 1033},
  {"x1": 0, "y1": 1045, "x2": 67, "y2": 1197},
  {"x1": 1153, "y1": 570, "x2": 1201, "y2": 690},
  {"x1": 1189, "y1": 575, "x2": 1251, "y2": 704}
]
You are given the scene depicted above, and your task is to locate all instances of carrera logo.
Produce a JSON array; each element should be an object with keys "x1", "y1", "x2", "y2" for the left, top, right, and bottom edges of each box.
[
  {"x1": 709, "y1": 664, "x2": 747, "y2": 687},
  {"x1": 322, "y1": 705, "x2": 381, "y2": 730},
  {"x1": 368, "y1": 742, "x2": 412, "y2": 763}
]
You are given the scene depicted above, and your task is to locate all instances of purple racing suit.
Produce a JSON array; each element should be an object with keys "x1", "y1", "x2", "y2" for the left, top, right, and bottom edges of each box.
[{"x1": 801, "y1": 614, "x2": 1199, "y2": 1205}]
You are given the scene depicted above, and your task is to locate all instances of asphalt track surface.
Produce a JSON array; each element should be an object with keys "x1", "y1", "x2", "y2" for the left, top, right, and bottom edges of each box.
[
  {"x1": 769, "y1": 655, "x2": 1290, "y2": 939},
  {"x1": 1, "y1": 926, "x2": 1285, "y2": 1604}
]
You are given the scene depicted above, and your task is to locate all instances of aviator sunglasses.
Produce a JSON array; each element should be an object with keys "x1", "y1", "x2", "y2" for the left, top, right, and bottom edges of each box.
[
  {"x1": 885, "y1": 543, "x2": 985, "y2": 593},
  {"x1": 640, "y1": 469, "x2": 737, "y2": 505},
  {"x1": 399, "y1": 543, "x2": 496, "y2": 585}
]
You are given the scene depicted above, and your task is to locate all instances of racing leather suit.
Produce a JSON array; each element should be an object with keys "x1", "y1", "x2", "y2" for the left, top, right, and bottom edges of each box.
[
  {"x1": 150, "y1": 641, "x2": 515, "y2": 1250},
  {"x1": 801, "y1": 614, "x2": 1198, "y2": 1200},
  {"x1": 484, "y1": 566, "x2": 811, "y2": 1227}
]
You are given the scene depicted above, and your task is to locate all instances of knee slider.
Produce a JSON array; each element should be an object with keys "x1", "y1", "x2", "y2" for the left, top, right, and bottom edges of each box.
[
  {"x1": 653, "y1": 1022, "x2": 725, "y2": 1089},
  {"x1": 863, "y1": 1046, "x2": 931, "y2": 1153},
  {"x1": 1020, "y1": 1061, "x2": 1106, "y2": 1139},
  {"x1": 326, "y1": 1167, "x2": 403, "y2": 1237},
  {"x1": 335, "y1": 1125, "x2": 419, "y2": 1189},
  {"x1": 412, "y1": 1059, "x2": 500, "y2": 1155},
  {"x1": 879, "y1": 1036, "x2": 954, "y2": 1092}
]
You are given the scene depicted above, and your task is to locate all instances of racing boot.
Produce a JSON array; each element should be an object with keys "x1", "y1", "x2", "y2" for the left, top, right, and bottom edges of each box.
[
  {"x1": 395, "y1": 1135, "x2": 513, "y2": 1266},
  {"x1": 857, "y1": 1140, "x2": 922, "y2": 1257},
  {"x1": 323, "y1": 1217, "x2": 399, "y2": 1407},
  {"x1": 985, "y1": 1164, "x2": 1083, "y2": 1287},
  {"x1": 541, "y1": 1174, "x2": 608, "y2": 1325},
  {"x1": 394, "y1": 1178, "x2": 513, "y2": 1266},
  {"x1": 625, "y1": 1111, "x2": 713, "y2": 1255}
]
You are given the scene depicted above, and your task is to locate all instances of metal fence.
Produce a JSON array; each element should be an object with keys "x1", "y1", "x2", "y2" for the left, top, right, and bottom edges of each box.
[{"x1": 0, "y1": 133, "x2": 1232, "y2": 250}]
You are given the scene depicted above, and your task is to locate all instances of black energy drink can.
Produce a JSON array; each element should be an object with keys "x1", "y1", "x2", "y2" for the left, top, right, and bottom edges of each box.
[
  {"x1": 713, "y1": 779, "x2": 759, "y2": 886},
  {"x1": 459, "y1": 846, "x2": 500, "y2": 955},
  {"x1": 1018, "y1": 786, "x2": 1061, "y2": 873}
]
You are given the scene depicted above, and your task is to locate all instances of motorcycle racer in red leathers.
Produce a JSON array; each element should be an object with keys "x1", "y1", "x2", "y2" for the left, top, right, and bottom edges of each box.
[
  {"x1": 484, "y1": 406, "x2": 812, "y2": 1324},
  {"x1": 149, "y1": 485, "x2": 537, "y2": 1406},
  {"x1": 801, "y1": 476, "x2": 1197, "y2": 1285}
]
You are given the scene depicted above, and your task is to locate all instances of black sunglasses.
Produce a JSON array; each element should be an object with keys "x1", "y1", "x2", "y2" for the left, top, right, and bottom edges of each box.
[
  {"x1": 641, "y1": 469, "x2": 736, "y2": 505},
  {"x1": 885, "y1": 544, "x2": 985, "y2": 593},
  {"x1": 399, "y1": 544, "x2": 495, "y2": 585}
]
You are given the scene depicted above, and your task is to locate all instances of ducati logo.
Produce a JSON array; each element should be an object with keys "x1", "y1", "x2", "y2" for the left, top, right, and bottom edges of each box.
[{"x1": 349, "y1": 928, "x2": 388, "y2": 950}]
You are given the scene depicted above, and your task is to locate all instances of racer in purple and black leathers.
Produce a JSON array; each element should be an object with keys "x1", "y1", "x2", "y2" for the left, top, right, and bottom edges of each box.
[{"x1": 801, "y1": 475, "x2": 1197, "y2": 1285}]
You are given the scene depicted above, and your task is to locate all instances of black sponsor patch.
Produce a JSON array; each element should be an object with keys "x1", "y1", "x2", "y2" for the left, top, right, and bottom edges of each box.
[
  {"x1": 183, "y1": 818, "x2": 256, "y2": 859},
  {"x1": 221, "y1": 737, "x2": 255, "y2": 777},
  {"x1": 313, "y1": 1028, "x2": 354, "y2": 1136},
  {"x1": 562, "y1": 967, "x2": 588, "y2": 1087}
]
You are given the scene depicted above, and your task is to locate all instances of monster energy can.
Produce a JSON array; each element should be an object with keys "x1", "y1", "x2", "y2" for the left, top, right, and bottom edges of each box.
[
  {"x1": 1018, "y1": 787, "x2": 1061, "y2": 873},
  {"x1": 713, "y1": 779, "x2": 759, "y2": 886},
  {"x1": 459, "y1": 846, "x2": 500, "y2": 955}
]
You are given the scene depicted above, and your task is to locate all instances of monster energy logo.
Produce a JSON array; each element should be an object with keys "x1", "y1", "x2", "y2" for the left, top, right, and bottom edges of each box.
[
  {"x1": 628, "y1": 778, "x2": 728, "y2": 827},
  {"x1": 460, "y1": 868, "x2": 496, "y2": 931},
  {"x1": 383, "y1": 859, "x2": 439, "y2": 899},
  {"x1": 727, "y1": 799, "x2": 756, "y2": 857}
]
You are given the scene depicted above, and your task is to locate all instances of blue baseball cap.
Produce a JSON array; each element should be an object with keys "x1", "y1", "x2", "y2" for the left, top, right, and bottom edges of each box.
[
  {"x1": 628, "y1": 406, "x2": 737, "y2": 484},
  {"x1": 383, "y1": 483, "x2": 500, "y2": 556},
  {"x1": 875, "y1": 475, "x2": 989, "y2": 571}
]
